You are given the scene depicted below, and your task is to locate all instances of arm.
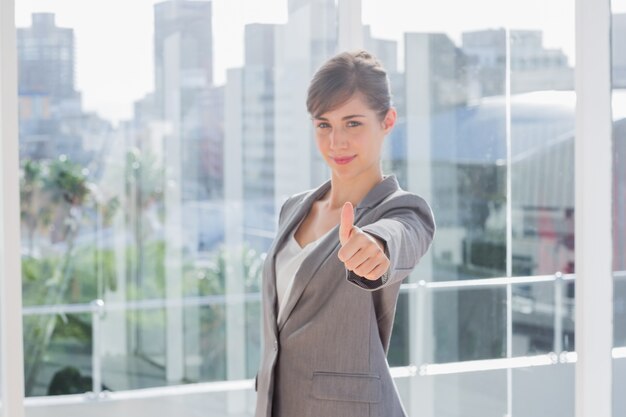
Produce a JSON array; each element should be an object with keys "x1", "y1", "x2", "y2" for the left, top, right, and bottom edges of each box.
[{"x1": 345, "y1": 193, "x2": 436, "y2": 291}]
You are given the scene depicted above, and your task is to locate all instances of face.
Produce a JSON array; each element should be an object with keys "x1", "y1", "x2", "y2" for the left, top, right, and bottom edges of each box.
[{"x1": 313, "y1": 92, "x2": 396, "y2": 179}]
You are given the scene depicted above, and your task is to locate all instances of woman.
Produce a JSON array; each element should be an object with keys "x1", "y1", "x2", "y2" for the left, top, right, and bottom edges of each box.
[{"x1": 254, "y1": 50, "x2": 436, "y2": 417}]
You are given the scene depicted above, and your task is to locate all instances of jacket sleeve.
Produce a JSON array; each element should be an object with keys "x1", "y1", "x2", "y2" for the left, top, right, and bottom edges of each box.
[{"x1": 345, "y1": 193, "x2": 436, "y2": 291}]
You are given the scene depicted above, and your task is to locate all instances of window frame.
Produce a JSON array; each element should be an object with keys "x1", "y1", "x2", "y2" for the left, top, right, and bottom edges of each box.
[
  {"x1": 0, "y1": 0, "x2": 26, "y2": 416},
  {"x1": 574, "y1": 0, "x2": 614, "y2": 416}
]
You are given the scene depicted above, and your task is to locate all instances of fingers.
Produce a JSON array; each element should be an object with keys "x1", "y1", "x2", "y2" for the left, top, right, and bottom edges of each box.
[
  {"x1": 349, "y1": 254, "x2": 389, "y2": 280},
  {"x1": 359, "y1": 263, "x2": 388, "y2": 280},
  {"x1": 338, "y1": 232, "x2": 390, "y2": 281},
  {"x1": 342, "y1": 244, "x2": 378, "y2": 271},
  {"x1": 339, "y1": 201, "x2": 354, "y2": 246}
]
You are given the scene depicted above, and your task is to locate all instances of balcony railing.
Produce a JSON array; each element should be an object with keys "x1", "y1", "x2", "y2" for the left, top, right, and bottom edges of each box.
[{"x1": 20, "y1": 270, "x2": 626, "y2": 408}]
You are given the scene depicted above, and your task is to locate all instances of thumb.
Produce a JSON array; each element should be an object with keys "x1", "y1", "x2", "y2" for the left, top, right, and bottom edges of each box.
[{"x1": 339, "y1": 202, "x2": 354, "y2": 246}]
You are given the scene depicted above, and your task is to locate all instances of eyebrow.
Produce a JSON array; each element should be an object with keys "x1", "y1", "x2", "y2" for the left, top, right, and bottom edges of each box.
[{"x1": 314, "y1": 114, "x2": 366, "y2": 121}]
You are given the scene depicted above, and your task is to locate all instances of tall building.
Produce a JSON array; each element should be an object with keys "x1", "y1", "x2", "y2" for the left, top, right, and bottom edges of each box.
[
  {"x1": 273, "y1": 0, "x2": 338, "y2": 206},
  {"x1": 17, "y1": 13, "x2": 76, "y2": 99},
  {"x1": 462, "y1": 28, "x2": 573, "y2": 97},
  {"x1": 363, "y1": 26, "x2": 406, "y2": 182},
  {"x1": 154, "y1": 0, "x2": 213, "y2": 119},
  {"x1": 153, "y1": 0, "x2": 220, "y2": 204},
  {"x1": 152, "y1": 1, "x2": 221, "y2": 385},
  {"x1": 241, "y1": 24, "x2": 279, "y2": 252},
  {"x1": 405, "y1": 32, "x2": 503, "y2": 372},
  {"x1": 364, "y1": 25, "x2": 398, "y2": 73},
  {"x1": 17, "y1": 13, "x2": 95, "y2": 162}
]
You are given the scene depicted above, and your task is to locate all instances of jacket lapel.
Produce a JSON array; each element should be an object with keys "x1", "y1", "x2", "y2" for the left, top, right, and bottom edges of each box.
[
  {"x1": 263, "y1": 179, "x2": 331, "y2": 338},
  {"x1": 271, "y1": 174, "x2": 400, "y2": 333}
]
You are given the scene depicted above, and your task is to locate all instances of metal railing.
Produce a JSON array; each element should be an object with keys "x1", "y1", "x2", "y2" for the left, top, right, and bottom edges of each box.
[{"x1": 20, "y1": 270, "x2": 626, "y2": 406}]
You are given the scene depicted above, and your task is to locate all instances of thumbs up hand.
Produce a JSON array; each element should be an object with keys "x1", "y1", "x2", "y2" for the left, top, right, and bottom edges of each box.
[{"x1": 337, "y1": 202, "x2": 390, "y2": 281}]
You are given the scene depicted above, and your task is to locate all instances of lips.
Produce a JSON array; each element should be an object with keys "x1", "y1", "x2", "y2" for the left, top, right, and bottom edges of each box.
[{"x1": 332, "y1": 155, "x2": 356, "y2": 165}]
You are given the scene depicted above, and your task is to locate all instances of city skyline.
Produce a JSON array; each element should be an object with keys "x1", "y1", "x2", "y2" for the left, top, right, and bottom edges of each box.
[
  {"x1": 14, "y1": 0, "x2": 586, "y2": 123},
  {"x1": 7, "y1": 0, "x2": 625, "y2": 410}
]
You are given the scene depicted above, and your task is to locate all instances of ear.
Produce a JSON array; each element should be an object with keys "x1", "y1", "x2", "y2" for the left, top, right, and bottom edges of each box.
[{"x1": 381, "y1": 107, "x2": 397, "y2": 133}]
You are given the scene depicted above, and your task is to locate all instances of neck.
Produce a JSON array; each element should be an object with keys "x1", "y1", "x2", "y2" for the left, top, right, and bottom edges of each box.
[{"x1": 321, "y1": 167, "x2": 384, "y2": 211}]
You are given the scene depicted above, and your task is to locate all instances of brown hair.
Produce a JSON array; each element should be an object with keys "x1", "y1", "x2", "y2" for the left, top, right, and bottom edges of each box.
[{"x1": 306, "y1": 49, "x2": 392, "y2": 121}]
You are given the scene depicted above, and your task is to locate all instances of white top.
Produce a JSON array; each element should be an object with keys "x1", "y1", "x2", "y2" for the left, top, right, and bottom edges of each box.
[{"x1": 275, "y1": 222, "x2": 334, "y2": 324}]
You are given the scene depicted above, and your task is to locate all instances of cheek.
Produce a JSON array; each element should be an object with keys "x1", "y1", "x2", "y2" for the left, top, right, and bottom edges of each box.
[
  {"x1": 349, "y1": 128, "x2": 373, "y2": 147},
  {"x1": 315, "y1": 135, "x2": 329, "y2": 153}
]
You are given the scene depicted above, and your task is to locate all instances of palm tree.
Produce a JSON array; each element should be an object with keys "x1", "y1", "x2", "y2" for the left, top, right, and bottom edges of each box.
[{"x1": 23, "y1": 157, "x2": 93, "y2": 395}]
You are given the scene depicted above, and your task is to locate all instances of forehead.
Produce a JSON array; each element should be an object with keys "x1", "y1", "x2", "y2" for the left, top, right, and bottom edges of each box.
[{"x1": 316, "y1": 93, "x2": 373, "y2": 119}]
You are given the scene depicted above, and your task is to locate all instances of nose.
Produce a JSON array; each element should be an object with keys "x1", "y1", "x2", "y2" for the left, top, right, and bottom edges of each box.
[{"x1": 329, "y1": 128, "x2": 348, "y2": 149}]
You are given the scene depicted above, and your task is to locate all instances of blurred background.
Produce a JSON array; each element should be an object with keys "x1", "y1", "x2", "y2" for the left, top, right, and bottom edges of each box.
[{"x1": 0, "y1": 0, "x2": 624, "y2": 415}]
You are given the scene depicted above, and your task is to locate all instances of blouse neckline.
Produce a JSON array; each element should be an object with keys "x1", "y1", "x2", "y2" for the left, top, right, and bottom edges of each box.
[{"x1": 290, "y1": 225, "x2": 336, "y2": 251}]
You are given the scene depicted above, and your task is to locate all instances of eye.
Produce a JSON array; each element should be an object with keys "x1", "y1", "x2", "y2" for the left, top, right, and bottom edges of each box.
[
  {"x1": 316, "y1": 122, "x2": 331, "y2": 129},
  {"x1": 347, "y1": 120, "x2": 362, "y2": 127}
]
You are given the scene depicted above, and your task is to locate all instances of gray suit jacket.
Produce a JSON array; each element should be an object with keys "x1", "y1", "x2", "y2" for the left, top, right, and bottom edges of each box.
[{"x1": 255, "y1": 173, "x2": 435, "y2": 417}]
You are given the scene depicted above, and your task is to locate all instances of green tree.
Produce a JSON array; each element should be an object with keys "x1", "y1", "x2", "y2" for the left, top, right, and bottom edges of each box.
[{"x1": 20, "y1": 156, "x2": 122, "y2": 395}]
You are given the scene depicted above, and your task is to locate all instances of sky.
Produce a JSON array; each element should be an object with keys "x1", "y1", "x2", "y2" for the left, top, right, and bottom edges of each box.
[{"x1": 15, "y1": 0, "x2": 621, "y2": 124}]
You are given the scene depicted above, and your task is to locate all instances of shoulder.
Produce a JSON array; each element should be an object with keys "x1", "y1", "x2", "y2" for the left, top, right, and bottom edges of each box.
[
  {"x1": 279, "y1": 189, "x2": 310, "y2": 212},
  {"x1": 277, "y1": 188, "x2": 316, "y2": 223}
]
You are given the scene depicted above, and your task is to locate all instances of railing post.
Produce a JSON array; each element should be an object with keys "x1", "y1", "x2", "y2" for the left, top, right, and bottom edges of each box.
[
  {"x1": 90, "y1": 299, "x2": 105, "y2": 399},
  {"x1": 554, "y1": 272, "x2": 563, "y2": 355},
  {"x1": 413, "y1": 280, "x2": 434, "y2": 417}
]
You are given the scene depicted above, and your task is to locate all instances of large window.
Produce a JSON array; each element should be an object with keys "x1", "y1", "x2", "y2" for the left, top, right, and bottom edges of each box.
[
  {"x1": 361, "y1": 1, "x2": 578, "y2": 415},
  {"x1": 0, "y1": 0, "x2": 617, "y2": 416}
]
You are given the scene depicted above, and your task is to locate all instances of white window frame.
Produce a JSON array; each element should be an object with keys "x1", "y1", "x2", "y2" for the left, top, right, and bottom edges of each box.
[
  {"x1": 0, "y1": 0, "x2": 26, "y2": 416},
  {"x1": 574, "y1": 0, "x2": 614, "y2": 416}
]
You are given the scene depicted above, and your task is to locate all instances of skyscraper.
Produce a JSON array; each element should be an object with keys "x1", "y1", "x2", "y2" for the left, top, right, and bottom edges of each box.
[
  {"x1": 17, "y1": 13, "x2": 92, "y2": 162},
  {"x1": 462, "y1": 28, "x2": 573, "y2": 97},
  {"x1": 17, "y1": 13, "x2": 76, "y2": 99},
  {"x1": 154, "y1": 0, "x2": 213, "y2": 119},
  {"x1": 274, "y1": 0, "x2": 338, "y2": 204},
  {"x1": 241, "y1": 24, "x2": 279, "y2": 252}
]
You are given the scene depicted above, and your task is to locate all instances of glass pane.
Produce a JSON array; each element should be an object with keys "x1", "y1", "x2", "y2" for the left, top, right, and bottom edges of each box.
[
  {"x1": 14, "y1": 0, "x2": 283, "y2": 403},
  {"x1": 397, "y1": 370, "x2": 508, "y2": 417},
  {"x1": 512, "y1": 279, "x2": 574, "y2": 356},
  {"x1": 430, "y1": 286, "x2": 507, "y2": 363},
  {"x1": 513, "y1": 282, "x2": 552, "y2": 356},
  {"x1": 512, "y1": 364, "x2": 574, "y2": 417},
  {"x1": 615, "y1": 358, "x2": 626, "y2": 417},
  {"x1": 615, "y1": 277, "x2": 626, "y2": 347},
  {"x1": 11, "y1": 0, "x2": 581, "y2": 416},
  {"x1": 510, "y1": 91, "x2": 575, "y2": 277},
  {"x1": 388, "y1": 291, "x2": 411, "y2": 367},
  {"x1": 22, "y1": 311, "x2": 94, "y2": 396},
  {"x1": 365, "y1": 1, "x2": 510, "y2": 281},
  {"x1": 508, "y1": 7, "x2": 576, "y2": 279}
]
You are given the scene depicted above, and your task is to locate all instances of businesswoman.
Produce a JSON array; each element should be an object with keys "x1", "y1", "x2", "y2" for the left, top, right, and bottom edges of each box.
[{"x1": 254, "y1": 50, "x2": 436, "y2": 417}]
